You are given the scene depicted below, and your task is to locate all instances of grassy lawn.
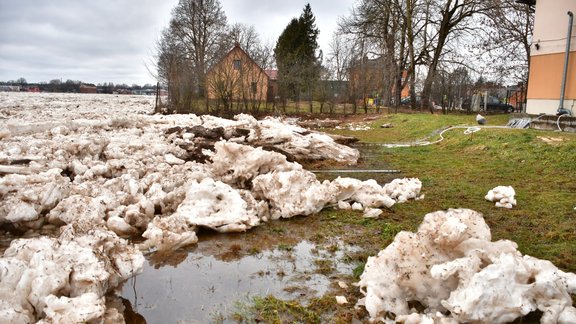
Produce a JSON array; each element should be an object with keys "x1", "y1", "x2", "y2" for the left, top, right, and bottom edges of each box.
[{"x1": 233, "y1": 112, "x2": 576, "y2": 323}]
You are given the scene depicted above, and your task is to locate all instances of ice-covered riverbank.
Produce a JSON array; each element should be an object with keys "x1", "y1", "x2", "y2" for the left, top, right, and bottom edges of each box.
[
  {"x1": 1, "y1": 93, "x2": 573, "y2": 323},
  {"x1": 0, "y1": 93, "x2": 420, "y2": 322}
]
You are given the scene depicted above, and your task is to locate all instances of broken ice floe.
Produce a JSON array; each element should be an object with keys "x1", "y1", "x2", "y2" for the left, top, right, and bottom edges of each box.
[
  {"x1": 0, "y1": 223, "x2": 144, "y2": 323},
  {"x1": 140, "y1": 142, "x2": 422, "y2": 252},
  {"x1": 485, "y1": 185, "x2": 517, "y2": 208},
  {"x1": 1, "y1": 106, "x2": 421, "y2": 252},
  {"x1": 358, "y1": 208, "x2": 576, "y2": 323},
  {"x1": 0, "y1": 93, "x2": 424, "y2": 321}
]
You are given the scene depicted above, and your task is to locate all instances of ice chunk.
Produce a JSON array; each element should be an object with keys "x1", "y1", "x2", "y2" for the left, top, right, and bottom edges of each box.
[
  {"x1": 358, "y1": 208, "x2": 576, "y2": 323},
  {"x1": 41, "y1": 293, "x2": 105, "y2": 324},
  {"x1": 364, "y1": 208, "x2": 383, "y2": 218},
  {"x1": 140, "y1": 215, "x2": 199, "y2": 252},
  {"x1": 352, "y1": 202, "x2": 364, "y2": 211},
  {"x1": 335, "y1": 296, "x2": 348, "y2": 304},
  {"x1": 337, "y1": 200, "x2": 352, "y2": 210},
  {"x1": 485, "y1": 185, "x2": 516, "y2": 208},
  {"x1": 175, "y1": 178, "x2": 261, "y2": 232},
  {"x1": 165, "y1": 153, "x2": 185, "y2": 165},
  {"x1": 0, "y1": 225, "x2": 143, "y2": 323}
]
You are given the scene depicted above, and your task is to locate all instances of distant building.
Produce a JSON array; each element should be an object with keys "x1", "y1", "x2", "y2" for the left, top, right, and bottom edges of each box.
[
  {"x1": 25, "y1": 86, "x2": 40, "y2": 92},
  {"x1": 206, "y1": 44, "x2": 277, "y2": 105},
  {"x1": 348, "y1": 57, "x2": 410, "y2": 107},
  {"x1": 79, "y1": 84, "x2": 97, "y2": 94},
  {"x1": 525, "y1": 0, "x2": 576, "y2": 115},
  {"x1": 264, "y1": 69, "x2": 278, "y2": 102},
  {"x1": 132, "y1": 89, "x2": 155, "y2": 95},
  {"x1": 0, "y1": 85, "x2": 21, "y2": 92},
  {"x1": 507, "y1": 83, "x2": 527, "y2": 112}
]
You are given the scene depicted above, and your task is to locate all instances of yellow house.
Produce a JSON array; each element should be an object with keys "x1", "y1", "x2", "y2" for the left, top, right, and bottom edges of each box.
[
  {"x1": 206, "y1": 44, "x2": 272, "y2": 108},
  {"x1": 526, "y1": 0, "x2": 576, "y2": 115}
]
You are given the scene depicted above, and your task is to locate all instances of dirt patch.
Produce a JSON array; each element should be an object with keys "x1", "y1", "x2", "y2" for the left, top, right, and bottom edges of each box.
[
  {"x1": 464, "y1": 144, "x2": 488, "y2": 152},
  {"x1": 537, "y1": 136, "x2": 564, "y2": 145}
]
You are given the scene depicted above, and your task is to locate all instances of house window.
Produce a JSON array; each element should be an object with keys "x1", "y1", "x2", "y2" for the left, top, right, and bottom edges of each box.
[
  {"x1": 233, "y1": 59, "x2": 241, "y2": 70},
  {"x1": 251, "y1": 82, "x2": 257, "y2": 94}
]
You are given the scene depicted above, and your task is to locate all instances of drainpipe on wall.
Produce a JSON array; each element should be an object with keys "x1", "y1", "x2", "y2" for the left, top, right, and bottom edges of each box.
[{"x1": 558, "y1": 11, "x2": 574, "y2": 116}]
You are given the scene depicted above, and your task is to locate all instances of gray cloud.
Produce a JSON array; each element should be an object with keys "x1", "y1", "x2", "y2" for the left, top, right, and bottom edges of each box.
[{"x1": 0, "y1": 0, "x2": 350, "y2": 85}]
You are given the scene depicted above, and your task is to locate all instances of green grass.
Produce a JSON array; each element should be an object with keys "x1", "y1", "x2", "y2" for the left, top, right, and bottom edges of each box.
[
  {"x1": 233, "y1": 111, "x2": 576, "y2": 322},
  {"x1": 328, "y1": 113, "x2": 511, "y2": 143},
  {"x1": 379, "y1": 122, "x2": 576, "y2": 271},
  {"x1": 232, "y1": 296, "x2": 321, "y2": 323},
  {"x1": 232, "y1": 295, "x2": 363, "y2": 324},
  {"x1": 357, "y1": 113, "x2": 575, "y2": 272}
]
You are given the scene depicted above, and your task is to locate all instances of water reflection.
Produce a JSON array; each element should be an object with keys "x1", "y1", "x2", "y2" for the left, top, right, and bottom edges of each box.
[
  {"x1": 120, "y1": 142, "x2": 394, "y2": 322},
  {"x1": 121, "y1": 239, "x2": 359, "y2": 323},
  {"x1": 121, "y1": 296, "x2": 147, "y2": 324}
]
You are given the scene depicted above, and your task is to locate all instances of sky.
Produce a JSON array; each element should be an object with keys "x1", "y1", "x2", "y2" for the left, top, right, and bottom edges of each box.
[{"x1": 0, "y1": 0, "x2": 353, "y2": 86}]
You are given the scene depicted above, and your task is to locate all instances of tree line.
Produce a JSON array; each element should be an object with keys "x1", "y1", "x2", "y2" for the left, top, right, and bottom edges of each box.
[
  {"x1": 335, "y1": 0, "x2": 533, "y2": 113},
  {"x1": 155, "y1": 0, "x2": 533, "y2": 115},
  {"x1": 0, "y1": 78, "x2": 158, "y2": 94}
]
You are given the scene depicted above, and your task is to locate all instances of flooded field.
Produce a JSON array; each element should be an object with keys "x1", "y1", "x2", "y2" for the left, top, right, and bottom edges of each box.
[
  {"x1": 1, "y1": 93, "x2": 423, "y2": 323},
  {"x1": 121, "y1": 234, "x2": 360, "y2": 322},
  {"x1": 5, "y1": 93, "x2": 565, "y2": 323},
  {"x1": 119, "y1": 144, "x2": 393, "y2": 322}
]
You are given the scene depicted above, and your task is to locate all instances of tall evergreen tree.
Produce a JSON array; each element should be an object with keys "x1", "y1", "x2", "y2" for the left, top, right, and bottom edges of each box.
[{"x1": 274, "y1": 4, "x2": 321, "y2": 110}]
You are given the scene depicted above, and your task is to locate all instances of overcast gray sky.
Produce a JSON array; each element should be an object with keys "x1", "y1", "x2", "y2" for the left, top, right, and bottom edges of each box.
[{"x1": 0, "y1": 0, "x2": 352, "y2": 86}]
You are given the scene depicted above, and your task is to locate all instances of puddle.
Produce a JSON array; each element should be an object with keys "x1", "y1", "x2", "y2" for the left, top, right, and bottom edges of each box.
[
  {"x1": 119, "y1": 143, "x2": 395, "y2": 322},
  {"x1": 121, "y1": 234, "x2": 360, "y2": 323}
]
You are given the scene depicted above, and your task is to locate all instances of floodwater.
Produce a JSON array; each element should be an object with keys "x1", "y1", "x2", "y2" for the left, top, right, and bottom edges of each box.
[
  {"x1": 121, "y1": 229, "x2": 360, "y2": 323},
  {"x1": 119, "y1": 144, "x2": 395, "y2": 323}
]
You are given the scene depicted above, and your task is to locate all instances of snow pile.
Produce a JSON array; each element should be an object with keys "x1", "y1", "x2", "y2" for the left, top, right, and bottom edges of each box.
[
  {"x1": 0, "y1": 93, "x2": 423, "y2": 320},
  {"x1": 0, "y1": 223, "x2": 144, "y2": 323},
  {"x1": 358, "y1": 208, "x2": 576, "y2": 323},
  {"x1": 0, "y1": 92, "x2": 155, "y2": 126},
  {"x1": 174, "y1": 178, "x2": 262, "y2": 232},
  {"x1": 485, "y1": 185, "x2": 517, "y2": 208},
  {"x1": 383, "y1": 178, "x2": 423, "y2": 203},
  {"x1": 335, "y1": 122, "x2": 371, "y2": 131},
  {"x1": 0, "y1": 93, "x2": 419, "y2": 249},
  {"x1": 165, "y1": 113, "x2": 359, "y2": 165},
  {"x1": 0, "y1": 168, "x2": 70, "y2": 225},
  {"x1": 212, "y1": 114, "x2": 360, "y2": 164},
  {"x1": 0, "y1": 99, "x2": 360, "y2": 234},
  {"x1": 139, "y1": 141, "x2": 421, "y2": 252}
]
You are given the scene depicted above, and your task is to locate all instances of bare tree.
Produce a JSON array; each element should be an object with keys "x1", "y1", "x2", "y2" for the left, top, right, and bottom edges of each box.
[
  {"x1": 479, "y1": 0, "x2": 534, "y2": 84},
  {"x1": 157, "y1": 0, "x2": 228, "y2": 113},
  {"x1": 419, "y1": 0, "x2": 495, "y2": 112},
  {"x1": 327, "y1": 32, "x2": 355, "y2": 112},
  {"x1": 228, "y1": 23, "x2": 259, "y2": 57},
  {"x1": 339, "y1": 0, "x2": 428, "y2": 110},
  {"x1": 430, "y1": 65, "x2": 473, "y2": 113},
  {"x1": 156, "y1": 27, "x2": 194, "y2": 112}
]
